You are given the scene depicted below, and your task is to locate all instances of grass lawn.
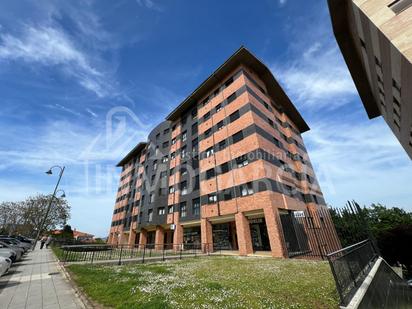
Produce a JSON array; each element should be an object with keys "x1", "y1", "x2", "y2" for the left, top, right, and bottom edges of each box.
[{"x1": 67, "y1": 256, "x2": 339, "y2": 309}]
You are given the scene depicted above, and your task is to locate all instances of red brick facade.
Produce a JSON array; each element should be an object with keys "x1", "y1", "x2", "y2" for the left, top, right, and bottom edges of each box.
[{"x1": 108, "y1": 47, "x2": 338, "y2": 258}]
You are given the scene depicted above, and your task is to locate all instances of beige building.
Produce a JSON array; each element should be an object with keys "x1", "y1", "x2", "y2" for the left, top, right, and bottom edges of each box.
[{"x1": 328, "y1": 0, "x2": 412, "y2": 159}]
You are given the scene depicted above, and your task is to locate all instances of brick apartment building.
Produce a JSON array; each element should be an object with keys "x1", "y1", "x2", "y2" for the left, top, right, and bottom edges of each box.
[
  {"x1": 328, "y1": 0, "x2": 412, "y2": 159},
  {"x1": 108, "y1": 47, "x2": 337, "y2": 257}
]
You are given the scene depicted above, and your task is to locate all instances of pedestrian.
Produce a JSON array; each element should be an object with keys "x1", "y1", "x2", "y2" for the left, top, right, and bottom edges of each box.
[
  {"x1": 40, "y1": 235, "x2": 47, "y2": 249},
  {"x1": 45, "y1": 235, "x2": 53, "y2": 249}
]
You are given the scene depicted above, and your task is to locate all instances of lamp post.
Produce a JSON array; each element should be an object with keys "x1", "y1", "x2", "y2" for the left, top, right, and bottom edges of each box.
[{"x1": 32, "y1": 165, "x2": 65, "y2": 250}]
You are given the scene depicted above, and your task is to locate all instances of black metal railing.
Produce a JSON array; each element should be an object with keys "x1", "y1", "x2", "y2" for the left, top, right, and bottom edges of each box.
[
  {"x1": 59, "y1": 243, "x2": 222, "y2": 265},
  {"x1": 357, "y1": 259, "x2": 412, "y2": 309},
  {"x1": 326, "y1": 239, "x2": 379, "y2": 306}
]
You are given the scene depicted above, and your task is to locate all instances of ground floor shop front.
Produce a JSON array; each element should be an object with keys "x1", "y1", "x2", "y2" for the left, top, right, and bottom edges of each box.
[{"x1": 111, "y1": 206, "x2": 341, "y2": 258}]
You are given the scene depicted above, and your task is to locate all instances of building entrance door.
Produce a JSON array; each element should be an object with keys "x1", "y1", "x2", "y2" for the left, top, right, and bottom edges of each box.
[
  {"x1": 212, "y1": 222, "x2": 237, "y2": 250},
  {"x1": 147, "y1": 231, "x2": 155, "y2": 248},
  {"x1": 183, "y1": 226, "x2": 201, "y2": 247},
  {"x1": 250, "y1": 218, "x2": 271, "y2": 251}
]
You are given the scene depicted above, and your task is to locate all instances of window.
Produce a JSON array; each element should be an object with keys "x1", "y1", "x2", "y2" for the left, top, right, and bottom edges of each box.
[
  {"x1": 169, "y1": 186, "x2": 175, "y2": 194},
  {"x1": 240, "y1": 182, "x2": 254, "y2": 197},
  {"x1": 268, "y1": 118, "x2": 274, "y2": 126},
  {"x1": 206, "y1": 168, "x2": 215, "y2": 179},
  {"x1": 148, "y1": 209, "x2": 153, "y2": 222},
  {"x1": 153, "y1": 160, "x2": 158, "y2": 171},
  {"x1": 180, "y1": 167, "x2": 187, "y2": 176},
  {"x1": 204, "y1": 128, "x2": 212, "y2": 138},
  {"x1": 224, "y1": 76, "x2": 234, "y2": 88},
  {"x1": 182, "y1": 131, "x2": 187, "y2": 142},
  {"x1": 191, "y1": 108, "x2": 198, "y2": 119},
  {"x1": 181, "y1": 117, "x2": 187, "y2": 126},
  {"x1": 181, "y1": 146, "x2": 187, "y2": 159},
  {"x1": 160, "y1": 171, "x2": 167, "y2": 178},
  {"x1": 388, "y1": 0, "x2": 412, "y2": 14},
  {"x1": 168, "y1": 205, "x2": 174, "y2": 214},
  {"x1": 208, "y1": 193, "x2": 217, "y2": 204},
  {"x1": 236, "y1": 155, "x2": 249, "y2": 168},
  {"x1": 204, "y1": 111, "x2": 211, "y2": 120},
  {"x1": 273, "y1": 137, "x2": 281, "y2": 148},
  {"x1": 220, "y1": 162, "x2": 229, "y2": 174},
  {"x1": 162, "y1": 156, "x2": 168, "y2": 163},
  {"x1": 158, "y1": 207, "x2": 165, "y2": 215},
  {"x1": 171, "y1": 138, "x2": 176, "y2": 145},
  {"x1": 205, "y1": 147, "x2": 214, "y2": 158},
  {"x1": 163, "y1": 128, "x2": 169, "y2": 134},
  {"x1": 149, "y1": 193, "x2": 155, "y2": 203},
  {"x1": 170, "y1": 167, "x2": 175, "y2": 175},
  {"x1": 202, "y1": 97, "x2": 209, "y2": 106},
  {"x1": 217, "y1": 120, "x2": 224, "y2": 130},
  {"x1": 171, "y1": 152, "x2": 176, "y2": 159},
  {"x1": 192, "y1": 123, "x2": 198, "y2": 135},
  {"x1": 393, "y1": 79, "x2": 401, "y2": 93},
  {"x1": 162, "y1": 141, "x2": 169, "y2": 148},
  {"x1": 156, "y1": 133, "x2": 160, "y2": 140},
  {"x1": 232, "y1": 131, "x2": 244, "y2": 143},
  {"x1": 218, "y1": 140, "x2": 226, "y2": 151},
  {"x1": 192, "y1": 143, "x2": 199, "y2": 154},
  {"x1": 194, "y1": 175, "x2": 200, "y2": 190},
  {"x1": 180, "y1": 202, "x2": 187, "y2": 217},
  {"x1": 193, "y1": 198, "x2": 200, "y2": 216},
  {"x1": 223, "y1": 188, "x2": 233, "y2": 201},
  {"x1": 172, "y1": 124, "x2": 176, "y2": 131},
  {"x1": 192, "y1": 156, "x2": 199, "y2": 169},
  {"x1": 180, "y1": 181, "x2": 188, "y2": 195},
  {"x1": 215, "y1": 103, "x2": 222, "y2": 112},
  {"x1": 229, "y1": 110, "x2": 240, "y2": 122},
  {"x1": 159, "y1": 188, "x2": 166, "y2": 196},
  {"x1": 226, "y1": 92, "x2": 237, "y2": 104}
]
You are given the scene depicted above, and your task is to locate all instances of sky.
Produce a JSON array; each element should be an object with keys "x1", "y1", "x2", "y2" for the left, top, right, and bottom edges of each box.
[{"x1": 0, "y1": 0, "x2": 411, "y2": 237}]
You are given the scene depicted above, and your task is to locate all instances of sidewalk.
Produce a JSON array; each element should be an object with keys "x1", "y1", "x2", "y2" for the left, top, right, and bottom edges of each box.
[{"x1": 0, "y1": 245, "x2": 86, "y2": 309}]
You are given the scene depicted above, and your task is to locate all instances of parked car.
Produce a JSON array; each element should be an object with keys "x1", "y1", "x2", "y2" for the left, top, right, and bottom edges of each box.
[
  {"x1": 12, "y1": 235, "x2": 34, "y2": 244},
  {"x1": 0, "y1": 241, "x2": 23, "y2": 261},
  {"x1": 0, "y1": 256, "x2": 12, "y2": 277},
  {"x1": 0, "y1": 237, "x2": 31, "y2": 252},
  {"x1": 0, "y1": 243, "x2": 17, "y2": 262}
]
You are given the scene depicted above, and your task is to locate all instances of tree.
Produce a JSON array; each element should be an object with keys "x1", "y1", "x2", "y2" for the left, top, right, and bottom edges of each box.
[
  {"x1": 366, "y1": 204, "x2": 412, "y2": 237},
  {"x1": 0, "y1": 194, "x2": 70, "y2": 237},
  {"x1": 330, "y1": 202, "x2": 412, "y2": 276}
]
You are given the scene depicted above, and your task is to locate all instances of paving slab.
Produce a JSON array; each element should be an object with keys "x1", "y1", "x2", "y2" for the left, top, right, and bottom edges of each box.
[{"x1": 0, "y1": 245, "x2": 86, "y2": 309}]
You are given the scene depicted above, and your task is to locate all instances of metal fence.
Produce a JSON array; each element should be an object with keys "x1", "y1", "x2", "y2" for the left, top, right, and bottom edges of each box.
[
  {"x1": 326, "y1": 239, "x2": 379, "y2": 306},
  {"x1": 280, "y1": 207, "x2": 342, "y2": 260},
  {"x1": 59, "y1": 243, "x2": 221, "y2": 265},
  {"x1": 357, "y1": 258, "x2": 412, "y2": 309}
]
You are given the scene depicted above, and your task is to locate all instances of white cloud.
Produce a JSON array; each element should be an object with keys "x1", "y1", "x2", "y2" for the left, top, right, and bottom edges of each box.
[
  {"x1": 86, "y1": 108, "x2": 98, "y2": 118},
  {"x1": 0, "y1": 26, "x2": 111, "y2": 97},
  {"x1": 272, "y1": 43, "x2": 357, "y2": 110},
  {"x1": 136, "y1": 0, "x2": 163, "y2": 12},
  {"x1": 305, "y1": 118, "x2": 412, "y2": 209}
]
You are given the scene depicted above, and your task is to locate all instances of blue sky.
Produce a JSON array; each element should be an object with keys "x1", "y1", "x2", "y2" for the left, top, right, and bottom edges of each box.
[{"x1": 0, "y1": 0, "x2": 410, "y2": 237}]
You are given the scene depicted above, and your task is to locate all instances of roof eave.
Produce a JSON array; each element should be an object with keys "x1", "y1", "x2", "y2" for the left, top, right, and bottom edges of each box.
[
  {"x1": 166, "y1": 46, "x2": 310, "y2": 133},
  {"x1": 116, "y1": 142, "x2": 147, "y2": 167}
]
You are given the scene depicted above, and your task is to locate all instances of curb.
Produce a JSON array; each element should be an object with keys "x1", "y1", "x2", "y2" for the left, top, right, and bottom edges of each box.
[{"x1": 53, "y1": 255, "x2": 99, "y2": 309}]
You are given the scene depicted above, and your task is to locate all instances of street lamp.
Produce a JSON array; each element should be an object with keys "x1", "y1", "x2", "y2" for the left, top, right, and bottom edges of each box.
[{"x1": 32, "y1": 165, "x2": 65, "y2": 250}]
